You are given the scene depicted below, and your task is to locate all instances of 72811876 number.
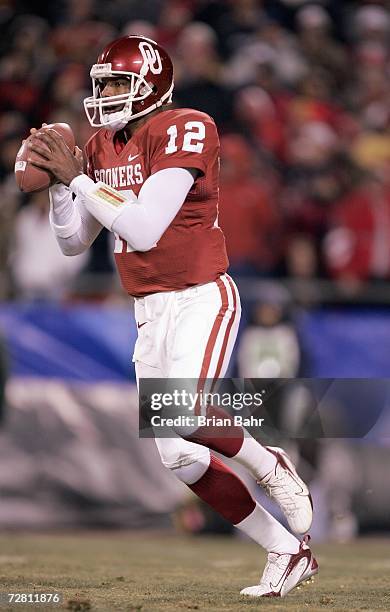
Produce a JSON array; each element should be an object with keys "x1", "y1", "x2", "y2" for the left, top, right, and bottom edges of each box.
[{"x1": 0, "y1": 592, "x2": 62, "y2": 605}]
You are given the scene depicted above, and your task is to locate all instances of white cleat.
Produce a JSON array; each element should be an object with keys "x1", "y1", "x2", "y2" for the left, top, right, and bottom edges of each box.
[
  {"x1": 240, "y1": 535, "x2": 318, "y2": 598},
  {"x1": 257, "y1": 446, "x2": 313, "y2": 534}
]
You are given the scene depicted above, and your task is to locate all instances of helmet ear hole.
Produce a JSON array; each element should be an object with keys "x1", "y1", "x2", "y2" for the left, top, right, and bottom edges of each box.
[
  {"x1": 139, "y1": 82, "x2": 156, "y2": 97},
  {"x1": 139, "y1": 85, "x2": 149, "y2": 96}
]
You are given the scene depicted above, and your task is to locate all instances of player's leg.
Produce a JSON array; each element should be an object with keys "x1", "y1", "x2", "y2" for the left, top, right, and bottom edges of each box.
[
  {"x1": 156, "y1": 435, "x2": 301, "y2": 555},
  {"x1": 169, "y1": 439, "x2": 318, "y2": 598},
  {"x1": 135, "y1": 356, "x2": 300, "y2": 555},
  {"x1": 134, "y1": 292, "x2": 315, "y2": 596},
  {"x1": 168, "y1": 273, "x2": 312, "y2": 534}
]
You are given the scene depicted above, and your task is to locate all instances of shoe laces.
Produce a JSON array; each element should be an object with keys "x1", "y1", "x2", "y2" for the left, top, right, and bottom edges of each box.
[{"x1": 260, "y1": 468, "x2": 299, "y2": 513}]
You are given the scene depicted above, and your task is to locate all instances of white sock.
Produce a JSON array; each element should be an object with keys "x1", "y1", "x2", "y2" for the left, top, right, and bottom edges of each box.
[
  {"x1": 232, "y1": 435, "x2": 277, "y2": 480},
  {"x1": 235, "y1": 502, "x2": 300, "y2": 554}
]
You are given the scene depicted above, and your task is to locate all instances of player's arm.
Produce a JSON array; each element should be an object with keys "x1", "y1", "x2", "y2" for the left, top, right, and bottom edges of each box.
[
  {"x1": 69, "y1": 167, "x2": 196, "y2": 252},
  {"x1": 31, "y1": 129, "x2": 103, "y2": 255},
  {"x1": 71, "y1": 111, "x2": 216, "y2": 250},
  {"x1": 28, "y1": 116, "x2": 206, "y2": 252},
  {"x1": 49, "y1": 181, "x2": 103, "y2": 256}
]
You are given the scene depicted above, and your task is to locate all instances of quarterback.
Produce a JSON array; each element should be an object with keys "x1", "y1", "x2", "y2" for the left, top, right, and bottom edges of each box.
[{"x1": 28, "y1": 35, "x2": 318, "y2": 597}]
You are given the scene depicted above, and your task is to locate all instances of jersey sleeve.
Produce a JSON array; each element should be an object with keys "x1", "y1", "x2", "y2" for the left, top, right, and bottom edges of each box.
[{"x1": 148, "y1": 110, "x2": 219, "y2": 176}]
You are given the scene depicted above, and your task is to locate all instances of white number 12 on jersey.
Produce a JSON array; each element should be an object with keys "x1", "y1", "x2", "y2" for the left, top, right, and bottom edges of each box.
[{"x1": 165, "y1": 121, "x2": 205, "y2": 154}]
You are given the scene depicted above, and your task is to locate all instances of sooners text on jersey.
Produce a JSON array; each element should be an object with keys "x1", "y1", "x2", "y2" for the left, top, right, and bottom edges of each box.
[{"x1": 85, "y1": 108, "x2": 229, "y2": 297}]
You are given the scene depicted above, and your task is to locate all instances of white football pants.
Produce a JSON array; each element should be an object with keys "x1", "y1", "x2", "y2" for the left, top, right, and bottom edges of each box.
[{"x1": 133, "y1": 274, "x2": 241, "y2": 481}]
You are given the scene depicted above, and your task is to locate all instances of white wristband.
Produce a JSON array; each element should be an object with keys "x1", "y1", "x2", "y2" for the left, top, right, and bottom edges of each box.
[{"x1": 70, "y1": 175, "x2": 136, "y2": 231}]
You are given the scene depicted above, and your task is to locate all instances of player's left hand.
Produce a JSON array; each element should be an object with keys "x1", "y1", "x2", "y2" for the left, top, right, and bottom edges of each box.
[{"x1": 28, "y1": 128, "x2": 83, "y2": 186}]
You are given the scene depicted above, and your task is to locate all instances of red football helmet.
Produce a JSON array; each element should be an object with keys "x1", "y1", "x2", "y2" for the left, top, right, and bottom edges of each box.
[{"x1": 83, "y1": 35, "x2": 174, "y2": 129}]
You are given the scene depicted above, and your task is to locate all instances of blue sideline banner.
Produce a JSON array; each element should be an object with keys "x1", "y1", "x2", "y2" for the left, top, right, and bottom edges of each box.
[{"x1": 1, "y1": 304, "x2": 390, "y2": 380}]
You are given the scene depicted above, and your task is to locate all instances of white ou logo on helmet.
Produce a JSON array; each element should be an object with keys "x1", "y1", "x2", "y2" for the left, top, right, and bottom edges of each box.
[{"x1": 139, "y1": 41, "x2": 162, "y2": 76}]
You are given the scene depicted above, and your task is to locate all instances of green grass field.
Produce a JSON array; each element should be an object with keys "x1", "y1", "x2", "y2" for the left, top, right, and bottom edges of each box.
[{"x1": 0, "y1": 532, "x2": 389, "y2": 612}]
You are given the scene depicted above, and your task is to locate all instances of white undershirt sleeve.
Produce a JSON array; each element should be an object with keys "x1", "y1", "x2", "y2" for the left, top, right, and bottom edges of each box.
[
  {"x1": 69, "y1": 167, "x2": 195, "y2": 252},
  {"x1": 113, "y1": 167, "x2": 194, "y2": 251}
]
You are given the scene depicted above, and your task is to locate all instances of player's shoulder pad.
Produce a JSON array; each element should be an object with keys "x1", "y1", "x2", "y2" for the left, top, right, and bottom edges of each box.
[{"x1": 147, "y1": 107, "x2": 217, "y2": 137}]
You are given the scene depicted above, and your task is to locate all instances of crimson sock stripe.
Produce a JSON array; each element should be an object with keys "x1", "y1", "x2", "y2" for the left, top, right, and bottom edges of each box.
[
  {"x1": 189, "y1": 455, "x2": 255, "y2": 525},
  {"x1": 185, "y1": 406, "x2": 244, "y2": 457}
]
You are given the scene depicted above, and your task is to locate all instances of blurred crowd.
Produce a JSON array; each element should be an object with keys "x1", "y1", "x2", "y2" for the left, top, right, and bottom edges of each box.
[
  {"x1": 0, "y1": 1, "x2": 389, "y2": 540},
  {"x1": 0, "y1": 0, "x2": 390, "y2": 300}
]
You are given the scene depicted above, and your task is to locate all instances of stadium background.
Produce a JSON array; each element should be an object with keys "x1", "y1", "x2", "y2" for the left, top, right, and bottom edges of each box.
[{"x1": 0, "y1": 0, "x2": 389, "y2": 561}]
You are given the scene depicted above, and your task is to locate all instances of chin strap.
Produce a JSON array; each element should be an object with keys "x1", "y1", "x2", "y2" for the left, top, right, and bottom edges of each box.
[
  {"x1": 103, "y1": 100, "x2": 164, "y2": 130},
  {"x1": 98, "y1": 85, "x2": 172, "y2": 129},
  {"x1": 102, "y1": 111, "x2": 130, "y2": 131}
]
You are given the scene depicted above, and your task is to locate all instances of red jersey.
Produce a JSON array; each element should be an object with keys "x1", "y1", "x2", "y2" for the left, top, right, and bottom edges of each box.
[{"x1": 85, "y1": 108, "x2": 228, "y2": 297}]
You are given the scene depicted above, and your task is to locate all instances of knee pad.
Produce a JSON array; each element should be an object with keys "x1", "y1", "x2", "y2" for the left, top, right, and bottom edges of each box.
[{"x1": 155, "y1": 437, "x2": 210, "y2": 484}]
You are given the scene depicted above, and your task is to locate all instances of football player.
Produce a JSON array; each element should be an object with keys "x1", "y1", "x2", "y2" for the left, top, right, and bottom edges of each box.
[{"x1": 28, "y1": 35, "x2": 317, "y2": 597}]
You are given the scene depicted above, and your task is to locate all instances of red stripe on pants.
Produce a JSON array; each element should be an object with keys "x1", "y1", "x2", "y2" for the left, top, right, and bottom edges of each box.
[
  {"x1": 213, "y1": 275, "x2": 238, "y2": 382},
  {"x1": 186, "y1": 277, "x2": 244, "y2": 457},
  {"x1": 199, "y1": 277, "x2": 229, "y2": 381},
  {"x1": 188, "y1": 276, "x2": 244, "y2": 457}
]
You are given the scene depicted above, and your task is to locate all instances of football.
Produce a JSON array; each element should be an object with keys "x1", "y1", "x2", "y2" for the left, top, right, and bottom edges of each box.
[{"x1": 14, "y1": 123, "x2": 75, "y2": 193}]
